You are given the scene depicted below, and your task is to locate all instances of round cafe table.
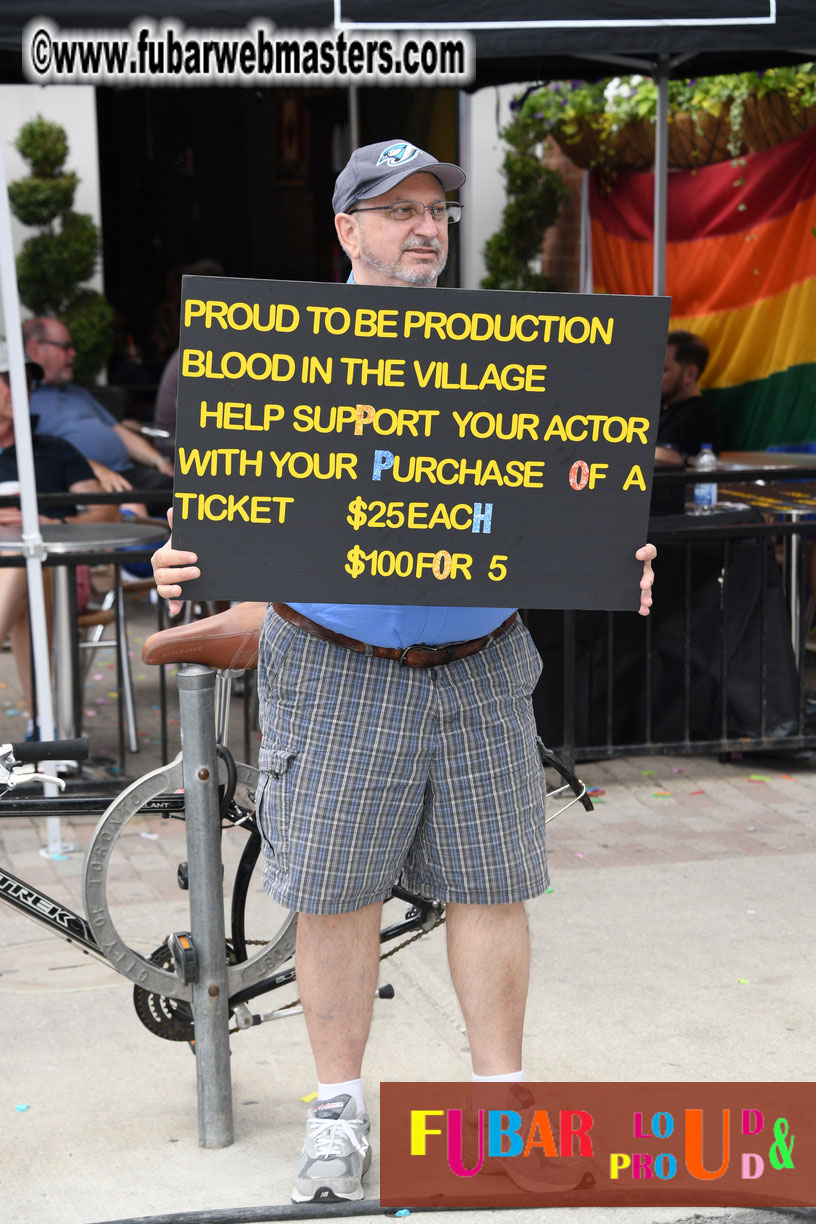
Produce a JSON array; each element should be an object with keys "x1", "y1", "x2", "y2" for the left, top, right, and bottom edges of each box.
[{"x1": 0, "y1": 521, "x2": 168, "y2": 744}]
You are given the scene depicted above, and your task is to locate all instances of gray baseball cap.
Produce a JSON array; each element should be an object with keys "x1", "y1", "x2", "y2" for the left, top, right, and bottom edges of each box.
[{"x1": 333, "y1": 139, "x2": 466, "y2": 214}]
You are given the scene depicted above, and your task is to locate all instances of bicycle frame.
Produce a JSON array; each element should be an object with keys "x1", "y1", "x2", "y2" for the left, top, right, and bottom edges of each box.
[{"x1": 0, "y1": 727, "x2": 593, "y2": 1039}]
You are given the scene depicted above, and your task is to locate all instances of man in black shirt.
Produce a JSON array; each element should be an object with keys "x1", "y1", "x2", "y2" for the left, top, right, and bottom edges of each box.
[
  {"x1": 0, "y1": 343, "x2": 116, "y2": 727},
  {"x1": 656, "y1": 329, "x2": 721, "y2": 460}
]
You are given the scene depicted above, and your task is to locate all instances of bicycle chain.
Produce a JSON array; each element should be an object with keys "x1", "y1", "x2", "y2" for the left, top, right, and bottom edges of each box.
[
  {"x1": 234, "y1": 914, "x2": 447, "y2": 1027},
  {"x1": 135, "y1": 916, "x2": 447, "y2": 1039}
]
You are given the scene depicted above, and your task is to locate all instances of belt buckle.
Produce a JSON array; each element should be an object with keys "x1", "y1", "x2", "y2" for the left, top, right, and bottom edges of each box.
[{"x1": 399, "y1": 641, "x2": 448, "y2": 666}]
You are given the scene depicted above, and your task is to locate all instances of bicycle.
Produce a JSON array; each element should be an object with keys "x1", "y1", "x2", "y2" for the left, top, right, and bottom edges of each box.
[{"x1": 0, "y1": 603, "x2": 594, "y2": 1051}]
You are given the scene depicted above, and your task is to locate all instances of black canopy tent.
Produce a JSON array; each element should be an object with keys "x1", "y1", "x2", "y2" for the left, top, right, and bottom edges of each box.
[
  {"x1": 1, "y1": 0, "x2": 812, "y2": 286},
  {"x1": 336, "y1": 0, "x2": 815, "y2": 293},
  {"x1": 0, "y1": 2, "x2": 812, "y2": 813},
  {"x1": 0, "y1": 0, "x2": 813, "y2": 82}
]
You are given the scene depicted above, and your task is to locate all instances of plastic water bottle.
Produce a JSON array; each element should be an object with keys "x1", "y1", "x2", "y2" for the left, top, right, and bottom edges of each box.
[{"x1": 693, "y1": 443, "x2": 718, "y2": 509}]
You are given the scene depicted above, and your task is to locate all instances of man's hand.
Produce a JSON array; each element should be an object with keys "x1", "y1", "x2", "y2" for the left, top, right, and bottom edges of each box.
[
  {"x1": 0, "y1": 507, "x2": 22, "y2": 526},
  {"x1": 67, "y1": 478, "x2": 120, "y2": 524},
  {"x1": 114, "y1": 423, "x2": 173, "y2": 474},
  {"x1": 152, "y1": 508, "x2": 199, "y2": 616},
  {"x1": 89, "y1": 459, "x2": 133, "y2": 493},
  {"x1": 636, "y1": 543, "x2": 657, "y2": 616}
]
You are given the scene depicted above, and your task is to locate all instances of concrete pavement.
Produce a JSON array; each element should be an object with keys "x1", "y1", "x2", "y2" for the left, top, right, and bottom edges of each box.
[{"x1": 0, "y1": 591, "x2": 814, "y2": 1224}]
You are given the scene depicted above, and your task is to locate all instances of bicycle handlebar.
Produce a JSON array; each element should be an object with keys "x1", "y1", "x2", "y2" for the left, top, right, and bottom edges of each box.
[{"x1": 4, "y1": 738, "x2": 89, "y2": 765}]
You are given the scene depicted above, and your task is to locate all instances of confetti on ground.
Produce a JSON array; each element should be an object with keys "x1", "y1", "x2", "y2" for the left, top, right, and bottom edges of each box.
[
  {"x1": 93, "y1": 673, "x2": 103, "y2": 682},
  {"x1": 301, "y1": 1091, "x2": 317, "y2": 1102},
  {"x1": 671, "y1": 767, "x2": 685, "y2": 774},
  {"x1": 653, "y1": 791, "x2": 671, "y2": 797},
  {"x1": 0, "y1": 682, "x2": 6, "y2": 689},
  {"x1": 689, "y1": 789, "x2": 705, "y2": 795},
  {"x1": 106, "y1": 691, "x2": 118, "y2": 699},
  {"x1": 593, "y1": 798, "x2": 605, "y2": 804},
  {"x1": 781, "y1": 774, "x2": 796, "y2": 780},
  {"x1": 738, "y1": 979, "x2": 750, "y2": 985},
  {"x1": 14, "y1": 1104, "x2": 30, "y2": 1113},
  {"x1": 749, "y1": 775, "x2": 770, "y2": 783},
  {"x1": 574, "y1": 852, "x2": 584, "y2": 859},
  {"x1": 587, "y1": 787, "x2": 605, "y2": 796},
  {"x1": 396, "y1": 1212, "x2": 412, "y2": 1219},
  {"x1": 6, "y1": 708, "x2": 17, "y2": 716},
  {"x1": 641, "y1": 769, "x2": 656, "y2": 776},
  {"x1": 545, "y1": 887, "x2": 554, "y2": 894},
  {"x1": 85, "y1": 709, "x2": 97, "y2": 717},
  {"x1": 140, "y1": 832, "x2": 159, "y2": 840}
]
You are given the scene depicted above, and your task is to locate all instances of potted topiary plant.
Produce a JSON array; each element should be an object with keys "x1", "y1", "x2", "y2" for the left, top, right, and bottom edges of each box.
[{"x1": 8, "y1": 115, "x2": 113, "y2": 384}]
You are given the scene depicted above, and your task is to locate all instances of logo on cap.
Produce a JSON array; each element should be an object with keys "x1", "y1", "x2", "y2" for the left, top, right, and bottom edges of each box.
[{"x1": 377, "y1": 143, "x2": 420, "y2": 169}]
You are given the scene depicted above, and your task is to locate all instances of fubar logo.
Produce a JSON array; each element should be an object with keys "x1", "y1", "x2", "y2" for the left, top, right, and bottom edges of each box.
[
  {"x1": 380, "y1": 1082, "x2": 816, "y2": 1211},
  {"x1": 377, "y1": 142, "x2": 419, "y2": 168},
  {"x1": 411, "y1": 1106, "x2": 593, "y2": 1177}
]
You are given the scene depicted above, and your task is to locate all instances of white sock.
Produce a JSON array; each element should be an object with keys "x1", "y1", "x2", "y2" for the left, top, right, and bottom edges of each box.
[
  {"x1": 472, "y1": 1069, "x2": 525, "y2": 1082},
  {"x1": 317, "y1": 1078, "x2": 366, "y2": 1113}
]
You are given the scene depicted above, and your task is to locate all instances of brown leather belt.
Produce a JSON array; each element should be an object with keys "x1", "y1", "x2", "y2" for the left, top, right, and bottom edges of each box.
[{"x1": 272, "y1": 603, "x2": 517, "y2": 668}]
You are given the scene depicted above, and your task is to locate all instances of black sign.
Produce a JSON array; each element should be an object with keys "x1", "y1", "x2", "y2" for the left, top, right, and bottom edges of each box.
[{"x1": 173, "y1": 276, "x2": 670, "y2": 610}]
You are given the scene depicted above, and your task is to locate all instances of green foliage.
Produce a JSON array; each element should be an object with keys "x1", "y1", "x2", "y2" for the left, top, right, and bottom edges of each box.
[
  {"x1": 16, "y1": 212, "x2": 99, "y2": 315},
  {"x1": 15, "y1": 116, "x2": 68, "y2": 177},
  {"x1": 8, "y1": 115, "x2": 111, "y2": 382},
  {"x1": 61, "y1": 290, "x2": 115, "y2": 386},
  {"x1": 514, "y1": 63, "x2": 816, "y2": 167},
  {"x1": 7, "y1": 174, "x2": 78, "y2": 227},
  {"x1": 747, "y1": 62, "x2": 816, "y2": 106},
  {"x1": 481, "y1": 108, "x2": 569, "y2": 292}
]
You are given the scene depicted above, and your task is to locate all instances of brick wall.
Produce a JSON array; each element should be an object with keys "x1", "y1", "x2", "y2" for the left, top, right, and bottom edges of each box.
[{"x1": 540, "y1": 137, "x2": 585, "y2": 293}]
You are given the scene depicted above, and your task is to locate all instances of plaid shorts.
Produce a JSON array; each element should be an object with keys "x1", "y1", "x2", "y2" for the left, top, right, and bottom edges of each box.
[{"x1": 255, "y1": 608, "x2": 549, "y2": 914}]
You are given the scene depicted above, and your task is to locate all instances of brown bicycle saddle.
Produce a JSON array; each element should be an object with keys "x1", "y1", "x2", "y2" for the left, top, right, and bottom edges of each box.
[{"x1": 141, "y1": 602, "x2": 266, "y2": 670}]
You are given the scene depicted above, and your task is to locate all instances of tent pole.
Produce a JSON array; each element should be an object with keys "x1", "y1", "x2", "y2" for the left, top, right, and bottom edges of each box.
[
  {"x1": 0, "y1": 145, "x2": 66, "y2": 856},
  {"x1": 653, "y1": 56, "x2": 669, "y2": 297}
]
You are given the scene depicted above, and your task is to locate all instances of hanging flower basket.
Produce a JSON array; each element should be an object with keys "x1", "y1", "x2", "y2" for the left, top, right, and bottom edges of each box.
[
  {"x1": 611, "y1": 118, "x2": 654, "y2": 170},
  {"x1": 741, "y1": 90, "x2": 816, "y2": 151},
  {"x1": 550, "y1": 118, "x2": 604, "y2": 169},
  {"x1": 667, "y1": 109, "x2": 743, "y2": 167},
  {"x1": 551, "y1": 117, "x2": 652, "y2": 171}
]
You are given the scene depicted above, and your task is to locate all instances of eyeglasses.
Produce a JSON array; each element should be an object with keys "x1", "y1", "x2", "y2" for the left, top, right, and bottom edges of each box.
[
  {"x1": 39, "y1": 338, "x2": 75, "y2": 351},
  {"x1": 349, "y1": 201, "x2": 463, "y2": 225}
]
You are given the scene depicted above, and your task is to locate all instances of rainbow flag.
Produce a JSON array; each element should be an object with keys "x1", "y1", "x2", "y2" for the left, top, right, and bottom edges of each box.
[{"x1": 589, "y1": 125, "x2": 816, "y2": 449}]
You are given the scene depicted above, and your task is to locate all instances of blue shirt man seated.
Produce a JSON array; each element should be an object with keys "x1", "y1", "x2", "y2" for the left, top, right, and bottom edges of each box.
[
  {"x1": 152, "y1": 138, "x2": 657, "y2": 1206},
  {"x1": 0, "y1": 341, "x2": 117, "y2": 731},
  {"x1": 23, "y1": 316, "x2": 174, "y2": 504}
]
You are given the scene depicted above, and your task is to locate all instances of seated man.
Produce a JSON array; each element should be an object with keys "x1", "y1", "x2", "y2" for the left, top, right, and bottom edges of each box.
[
  {"x1": 22, "y1": 317, "x2": 174, "y2": 504},
  {"x1": 0, "y1": 342, "x2": 118, "y2": 735},
  {"x1": 657, "y1": 328, "x2": 721, "y2": 460}
]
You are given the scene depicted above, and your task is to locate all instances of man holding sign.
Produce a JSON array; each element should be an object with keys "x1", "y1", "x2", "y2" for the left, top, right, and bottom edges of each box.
[{"x1": 153, "y1": 140, "x2": 656, "y2": 1204}]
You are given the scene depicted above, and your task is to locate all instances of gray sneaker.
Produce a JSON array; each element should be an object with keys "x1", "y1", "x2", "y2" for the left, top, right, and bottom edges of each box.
[{"x1": 291, "y1": 1094, "x2": 372, "y2": 1203}]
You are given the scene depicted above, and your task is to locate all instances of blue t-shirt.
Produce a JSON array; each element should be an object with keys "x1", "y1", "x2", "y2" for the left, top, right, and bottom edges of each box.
[
  {"x1": 288, "y1": 270, "x2": 515, "y2": 647},
  {"x1": 30, "y1": 384, "x2": 130, "y2": 471}
]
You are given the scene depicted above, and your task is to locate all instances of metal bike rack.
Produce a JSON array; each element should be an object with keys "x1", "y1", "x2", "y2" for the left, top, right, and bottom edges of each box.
[{"x1": 82, "y1": 663, "x2": 297, "y2": 1148}]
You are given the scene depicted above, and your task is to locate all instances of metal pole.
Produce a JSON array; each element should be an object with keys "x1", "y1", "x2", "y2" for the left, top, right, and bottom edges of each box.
[
  {"x1": 177, "y1": 663, "x2": 234, "y2": 1148},
  {"x1": 653, "y1": 57, "x2": 669, "y2": 296},
  {"x1": 0, "y1": 128, "x2": 64, "y2": 856}
]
